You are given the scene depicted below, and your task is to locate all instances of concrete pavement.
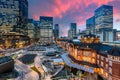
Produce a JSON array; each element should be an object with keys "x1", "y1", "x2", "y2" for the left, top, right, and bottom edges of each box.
[{"x1": 15, "y1": 60, "x2": 39, "y2": 80}]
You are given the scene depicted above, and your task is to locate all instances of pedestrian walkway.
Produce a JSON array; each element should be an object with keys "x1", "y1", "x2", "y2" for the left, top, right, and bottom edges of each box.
[{"x1": 61, "y1": 53, "x2": 94, "y2": 73}]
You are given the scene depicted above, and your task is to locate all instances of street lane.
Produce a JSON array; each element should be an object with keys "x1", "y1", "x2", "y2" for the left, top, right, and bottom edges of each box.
[{"x1": 15, "y1": 55, "x2": 39, "y2": 80}]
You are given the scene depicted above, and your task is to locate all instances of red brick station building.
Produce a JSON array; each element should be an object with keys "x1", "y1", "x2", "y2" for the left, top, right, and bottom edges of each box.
[{"x1": 56, "y1": 33, "x2": 120, "y2": 80}]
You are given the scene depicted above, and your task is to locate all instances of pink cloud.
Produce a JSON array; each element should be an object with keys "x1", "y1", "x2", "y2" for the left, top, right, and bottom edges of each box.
[
  {"x1": 116, "y1": 19, "x2": 120, "y2": 22},
  {"x1": 29, "y1": 0, "x2": 120, "y2": 36}
]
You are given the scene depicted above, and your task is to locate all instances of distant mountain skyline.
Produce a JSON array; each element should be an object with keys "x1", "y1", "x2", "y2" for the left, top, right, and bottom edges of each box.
[{"x1": 29, "y1": 0, "x2": 120, "y2": 36}]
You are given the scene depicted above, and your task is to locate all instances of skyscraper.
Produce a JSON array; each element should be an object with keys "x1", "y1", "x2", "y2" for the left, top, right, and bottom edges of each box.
[
  {"x1": 68, "y1": 30, "x2": 71, "y2": 39},
  {"x1": 95, "y1": 5, "x2": 113, "y2": 30},
  {"x1": 15, "y1": 0, "x2": 28, "y2": 35},
  {"x1": 94, "y1": 5, "x2": 115, "y2": 42},
  {"x1": 39, "y1": 16, "x2": 53, "y2": 45},
  {"x1": 34, "y1": 21, "x2": 40, "y2": 42},
  {"x1": 53, "y1": 24, "x2": 59, "y2": 39},
  {"x1": 68, "y1": 23, "x2": 77, "y2": 39},
  {"x1": 97, "y1": 28, "x2": 117, "y2": 42},
  {"x1": 27, "y1": 19, "x2": 35, "y2": 43},
  {"x1": 86, "y1": 16, "x2": 95, "y2": 34},
  {"x1": 0, "y1": 0, "x2": 28, "y2": 35}
]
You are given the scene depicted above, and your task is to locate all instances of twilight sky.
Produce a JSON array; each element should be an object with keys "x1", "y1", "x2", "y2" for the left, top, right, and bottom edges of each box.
[{"x1": 28, "y1": 0, "x2": 120, "y2": 36}]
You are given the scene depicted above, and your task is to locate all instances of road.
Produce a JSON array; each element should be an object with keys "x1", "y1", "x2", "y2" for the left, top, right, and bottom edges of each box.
[
  {"x1": 44, "y1": 75, "x2": 51, "y2": 80},
  {"x1": 34, "y1": 55, "x2": 45, "y2": 78},
  {"x1": 15, "y1": 57, "x2": 39, "y2": 80},
  {"x1": 3, "y1": 46, "x2": 41, "y2": 80},
  {"x1": 34, "y1": 52, "x2": 53, "y2": 80},
  {"x1": 8, "y1": 45, "x2": 61, "y2": 80}
]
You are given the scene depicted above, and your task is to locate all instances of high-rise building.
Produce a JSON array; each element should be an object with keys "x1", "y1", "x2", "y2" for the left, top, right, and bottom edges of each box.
[
  {"x1": 86, "y1": 16, "x2": 95, "y2": 34},
  {"x1": 27, "y1": 19, "x2": 35, "y2": 43},
  {"x1": 57, "y1": 34, "x2": 120, "y2": 80},
  {"x1": 34, "y1": 21, "x2": 40, "y2": 42},
  {"x1": 94, "y1": 5, "x2": 116, "y2": 42},
  {"x1": 53, "y1": 24, "x2": 59, "y2": 39},
  {"x1": 68, "y1": 30, "x2": 71, "y2": 39},
  {"x1": 15, "y1": 0, "x2": 28, "y2": 35},
  {"x1": 39, "y1": 16, "x2": 53, "y2": 45},
  {"x1": 95, "y1": 5, "x2": 113, "y2": 30},
  {"x1": 116, "y1": 31, "x2": 120, "y2": 41},
  {"x1": 97, "y1": 28, "x2": 117, "y2": 42},
  {"x1": 34, "y1": 21, "x2": 40, "y2": 27},
  {"x1": 68, "y1": 23, "x2": 77, "y2": 39},
  {"x1": 0, "y1": 0, "x2": 28, "y2": 35}
]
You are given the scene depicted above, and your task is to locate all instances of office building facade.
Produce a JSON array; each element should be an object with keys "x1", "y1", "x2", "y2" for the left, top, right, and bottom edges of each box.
[
  {"x1": 39, "y1": 16, "x2": 53, "y2": 45},
  {"x1": 70, "y1": 23, "x2": 77, "y2": 37},
  {"x1": 57, "y1": 34, "x2": 120, "y2": 80},
  {"x1": 86, "y1": 16, "x2": 95, "y2": 34},
  {"x1": 97, "y1": 28, "x2": 117, "y2": 42},
  {"x1": 53, "y1": 24, "x2": 59, "y2": 40},
  {"x1": 95, "y1": 5, "x2": 113, "y2": 30},
  {"x1": 14, "y1": 0, "x2": 28, "y2": 35},
  {"x1": 68, "y1": 23, "x2": 77, "y2": 39},
  {"x1": 93, "y1": 5, "x2": 117, "y2": 42},
  {"x1": 34, "y1": 21, "x2": 40, "y2": 42},
  {"x1": 0, "y1": 0, "x2": 28, "y2": 35},
  {"x1": 68, "y1": 29, "x2": 72, "y2": 39},
  {"x1": 116, "y1": 31, "x2": 120, "y2": 40},
  {"x1": 27, "y1": 19, "x2": 35, "y2": 43}
]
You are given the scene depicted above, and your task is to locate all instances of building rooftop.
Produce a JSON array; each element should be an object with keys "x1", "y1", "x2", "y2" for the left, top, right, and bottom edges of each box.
[
  {"x1": 83, "y1": 33, "x2": 99, "y2": 38},
  {"x1": 71, "y1": 39, "x2": 81, "y2": 45},
  {"x1": 0, "y1": 56, "x2": 13, "y2": 64},
  {"x1": 53, "y1": 58, "x2": 63, "y2": 63},
  {"x1": 109, "y1": 46, "x2": 120, "y2": 56},
  {"x1": 70, "y1": 40, "x2": 120, "y2": 56},
  {"x1": 95, "y1": 5, "x2": 113, "y2": 12}
]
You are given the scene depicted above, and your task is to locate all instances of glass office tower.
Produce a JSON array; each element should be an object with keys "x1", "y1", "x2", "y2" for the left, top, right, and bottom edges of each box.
[
  {"x1": 86, "y1": 16, "x2": 95, "y2": 34},
  {"x1": 68, "y1": 23, "x2": 77, "y2": 39},
  {"x1": 53, "y1": 24, "x2": 59, "y2": 39},
  {"x1": 0, "y1": 0, "x2": 28, "y2": 35},
  {"x1": 95, "y1": 5, "x2": 113, "y2": 30},
  {"x1": 39, "y1": 16, "x2": 53, "y2": 45}
]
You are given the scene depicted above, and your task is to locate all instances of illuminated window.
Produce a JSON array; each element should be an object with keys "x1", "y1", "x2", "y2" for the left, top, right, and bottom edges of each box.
[
  {"x1": 101, "y1": 68, "x2": 103, "y2": 74},
  {"x1": 97, "y1": 60, "x2": 99, "y2": 64},
  {"x1": 109, "y1": 67, "x2": 112, "y2": 74},
  {"x1": 77, "y1": 51, "x2": 81, "y2": 56},
  {"x1": 83, "y1": 51, "x2": 90, "y2": 56},
  {"x1": 83, "y1": 57, "x2": 90, "y2": 62},
  {"x1": 97, "y1": 55, "x2": 99, "y2": 59},
  {"x1": 101, "y1": 62, "x2": 103, "y2": 67},
  {"x1": 106, "y1": 64, "x2": 108, "y2": 68},
  {"x1": 101, "y1": 56, "x2": 104, "y2": 60},
  {"x1": 75, "y1": 49, "x2": 77, "y2": 57},
  {"x1": 92, "y1": 58, "x2": 95, "y2": 63},
  {"x1": 109, "y1": 55, "x2": 113, "y2": 59},
  {"x1": 92, "y1": 53, "x2": 95, "y2": 57},
  {"x1": 106, "y1": 58, "x2": 108, "y2": 62},
  {"x1": 109, "y1": 76, "x2": 112, "y2": 80},
  {"x1": 109, "y1": 61, "x2": 112, "y2": 66},
  {"x1": 114, "y1": 56, "x2": 119, "y2": 61}
]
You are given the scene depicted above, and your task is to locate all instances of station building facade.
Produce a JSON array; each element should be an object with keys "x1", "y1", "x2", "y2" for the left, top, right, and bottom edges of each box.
[{"x1": 56, "y1": 34, "x2": 120, "y2": 80}]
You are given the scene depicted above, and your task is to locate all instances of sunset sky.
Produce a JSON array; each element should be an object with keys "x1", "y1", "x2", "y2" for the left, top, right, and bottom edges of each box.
[{"x1": 28, "y1": 0, "x2": 120, "y2": 36}]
